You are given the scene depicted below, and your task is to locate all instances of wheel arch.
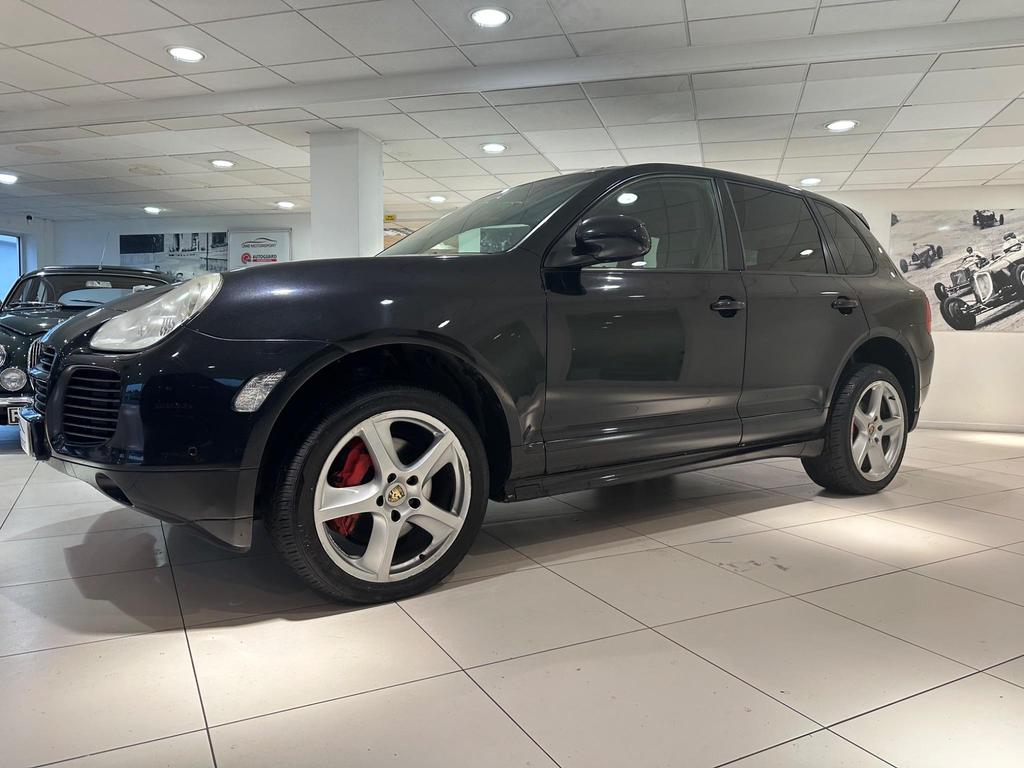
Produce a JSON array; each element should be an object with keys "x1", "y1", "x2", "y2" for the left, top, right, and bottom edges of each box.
[
  {"x1": 251, "y1": 338, "x2": 519, "y2": 517},
  {"x1": 831, "y1": 332, "x2": 919, "y2": 427}
]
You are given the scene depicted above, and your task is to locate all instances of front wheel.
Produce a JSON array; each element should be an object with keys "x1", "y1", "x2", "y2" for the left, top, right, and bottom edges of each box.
[
  {"x1": 934, "y1": 283, "x2": 948, "y2": 301},
  {"x1": 1014, "y1": 264, "x2": 1024, "y2": 295},
  {"x1": 935, "y1": 245, "x2": 944, "y2": 258},
  {"x1": 266, "y1": 386, "x2": 488, "y2": 603},
  {"x1": 1000, "y1": 214, "x2": 1005, "y2": 225},
  {"x1": 802, "y1": 364, "x2": 908, "y2": 495},
  {"x1": 941, "y1": 297, "x2": 977, "y2": 330},
  {"x1": 899, "y1": 258, "x2": 909, "y2": 273}
]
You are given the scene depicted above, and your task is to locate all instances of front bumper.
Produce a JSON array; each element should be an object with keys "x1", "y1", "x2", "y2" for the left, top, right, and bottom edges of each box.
[{"x1": 1, "y1": 394, "x2": 32, "y2": 424}]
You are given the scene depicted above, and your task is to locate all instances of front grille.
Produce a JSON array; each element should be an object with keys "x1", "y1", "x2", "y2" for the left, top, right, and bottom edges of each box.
[
  {"x1": 60, "y1": 369, "x2": 122, "y2": 446},
  {"x1": 27, "y1": 339, "x2": 42, "y2": 371},
  {"x1": 31, "y1": 345, "x2": 56, "y2": 412}
]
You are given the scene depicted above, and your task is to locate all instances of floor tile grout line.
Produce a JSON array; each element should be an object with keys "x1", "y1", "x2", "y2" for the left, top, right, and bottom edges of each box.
[
  {"x1": 823, "y1": 729, "x2": 901, "y2": 768},
  {"x1": 159, "y1": 524, "x2": 219, "y2": 768},
  {"x1": 26, "y1": 729, "x2": 211, "y2": 768},
  {"x1": 0, "y1": 522, "x2": 161, "y2": 544},
  {"x1": 0, "y1": 561, "x2": 173, "y2": 591}
]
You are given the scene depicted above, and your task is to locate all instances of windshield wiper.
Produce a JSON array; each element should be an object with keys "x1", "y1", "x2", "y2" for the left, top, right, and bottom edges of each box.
[
  {"x1": 6, "y1": 301, "x2": 61, "y2": 309},
  {"x1": 59, "y1": 299, "x2": 105, "y2": 307}
]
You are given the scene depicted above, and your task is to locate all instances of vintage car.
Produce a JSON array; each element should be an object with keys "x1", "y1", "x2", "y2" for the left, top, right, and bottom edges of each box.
[
  {"x1": 0, "y1": 266, "x2": 172, "y2": 424},
  {"x1": 898, "y1": 242, "x2": 943, "y2": 272},
  {"x1": 933, "y1": 241, "x2": 1024, "y2": 330},
  {"x1": 972, "y1": 209, "x2": 1005, "y2": 228}
]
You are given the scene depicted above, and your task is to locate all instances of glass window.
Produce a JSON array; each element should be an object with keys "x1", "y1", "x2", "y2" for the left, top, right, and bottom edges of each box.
[
  {"x1": 728, "y1": 183, "x2": 826, "y2": 273},
  {"x1": 814, "y1": 202, "x2": 876, "y2": 274},
  {"x1": 380, "y1": 173, "x2": 595, "y2": 256},
  {"x1": 584, "y1": 176, "x2": 725, "y2": 271},
  {"x1": 4, "y1": 273, "x2": 167, "y2": 310}
]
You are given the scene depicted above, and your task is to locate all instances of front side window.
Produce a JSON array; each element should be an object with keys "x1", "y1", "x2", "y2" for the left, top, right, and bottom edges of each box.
[
  {"x1": 728, "y1": 183, "x2": 826, "y2": 274},
  {"x1": 814, "y1": 202, "x2": 876, "y2": 275},
  {"x1": 380, "y1": 173, "x2": 594, "y2": 256},
  {"x1": 582, "y1": 176, "x2": 725, "y2": 271}
]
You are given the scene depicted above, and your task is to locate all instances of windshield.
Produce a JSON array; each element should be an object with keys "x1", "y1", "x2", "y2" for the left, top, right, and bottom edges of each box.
[
  {"x1": 4, "y1": 273, "x2": 166, "y2": 310},
  {"x1": 381, "y1": 173, "x2": 595, "y2": 256}
]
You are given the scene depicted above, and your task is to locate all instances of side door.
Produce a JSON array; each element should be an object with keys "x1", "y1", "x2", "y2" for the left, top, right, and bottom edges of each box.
[
  {"x1": 542, "y1": 174, "x2": 747, "y2": 473},
  {"x1": 725, "y1": 182, "x2": 869, "y2": 443}
]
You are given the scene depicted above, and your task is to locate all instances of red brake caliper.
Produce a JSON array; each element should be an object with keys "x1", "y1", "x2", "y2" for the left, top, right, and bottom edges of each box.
[{"x1": 326, "y1": 439, "x2": 374, "y2": 536}]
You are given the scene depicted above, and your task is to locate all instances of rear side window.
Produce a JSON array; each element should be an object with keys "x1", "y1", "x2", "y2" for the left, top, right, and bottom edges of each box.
[
  {"x1": 728, "y1": 183, "x2": 826, "y2": 274},
  {"x1": 815, "y1": 202, "x2": 876, "y2": 274}
]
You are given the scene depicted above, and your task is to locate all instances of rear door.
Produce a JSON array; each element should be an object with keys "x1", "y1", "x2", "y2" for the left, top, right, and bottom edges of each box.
[
  {"x1": 725, "y1": 182, "x2": 869, "y2": 443},
  {"x1": 542, "y1": 173, "x2": 747, "y2": 473}
]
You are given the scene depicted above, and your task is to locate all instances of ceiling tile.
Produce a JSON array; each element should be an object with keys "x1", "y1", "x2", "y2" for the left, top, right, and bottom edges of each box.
[
  {"x1": 484, "y1": 85, "x2": 585, "y2": 106},
  {"x1": 330, "y1": 114, "x2": 434, "y2": 140},
  {"x1": 814, "y1": 0, "x2": 958, "y2": 34},
  {"x1": 790, "y1": 107, "x2": 898, "y2": 137},
  {"x1": 227, "y1": 108, "x2": 315, "y2": 125},
  {"x1": 940, "y1": 146, "x2": 1024, "y2": 166},
  {"x1": 254, "y1": 120, "x2": 334, "y2": 146},
  {"x1": 235, "y1": 145, "x2": 310, "y2": 166},
  {"x1": 382, "y1": 162, "x2": 423, "y2": 180},
  {"x1": 0, "y1": 127, "x2": 96, "y2": 146},
  {"x1": 201, "y1": 13, "x2": 351, "y2": 65},
  {"x1": 0, "y1": 91, "x2": 67, "y2": 110},
  {"x1": 702, "y1": 139, "x2": 786, "y2": 161},
  {"x1": 856, "y1": 150, "x2": 951, "y2": 169},
  {"x1": 785, "y1": 134, "x2": 878, "y2": 156},
  {"x1": 496, "y1": 171, "x2": 570, "y2": 185},
  {"x1": 0, "y1": 49, "x2": 91, "y2": 89},
  {"x1": 620, "y1": 145, "x2": 700, "y2": 164},
  {"x1": 444, "y1": 134, "x2": 539, "y2": 157},
  {"x1": 692, "y1": 65, "x2": 805, "y2": 90},
  {"x1": 461, "y1": 35, "x2": 575, "y2": 66},
  {"x1": 706, "y1": 158, "x2": 779, "y2": 176},
  {"x1": 37, "y1": 84, "x2": 135, "y2": 105},
  {"x1": 699, "y1": 115, "x2": 795, "y2": 142},
  {"x1": 153, "y1": 116, "x2": 240, "y2": 130},
  {"x1": 383, "y1": 139, "x2": 463, "y2": 161},
  {"x1": 188, "y1": 67, "x2": 291, "y2": 91},
  {"x1": 606, "y1": 121, "x2": 699, "y2": 148},
  {"x1": 153, "y1": 0, "x2": 290, "y2": 23},
  {"x1": 933, "y1": 46, "x2": 1024, "y2": 71},
  {"x1": 362, "y1": 48, "x2": 472, "y2": 75},
  {"x1": 888, "y1": 100, "x2": 1010, "y2": 130},
  {"x1": 571, "y1": 23, "x2": 685, "y2": 56},
  {"x1": 498, "y1": 100, "x2": 601, "y2": 131},
  {"x1": 807, "y1": 54, "x2": 934, "y2": 80},
  {"x1": 548, "y1": 0, "x2": 684, "y2": 33},
  {"x1": 908, "y1": 66, "x2": 1024, "y2": 105},
  {"x1": 584, "y1": 75, "x2": 689, "y2": 99},
  {"x1": 393, "y1": 94, "x2": 488, "y2": 112},
  {"x1": 524, "y1": 127, "x2": 614, "y2": 153},
  {"x1": 690, "y1": 9, "x2": 814, "y2": 45},
  {"x1": 592, "y1": 92, "x2": 695, "y2": 126},
  {"x1": 410, "y1": 107, "x2": 514, "y2": 138},
  {"x1": 961, "y1": 125, "x2": 1024, "y2": 149},
  {"x1": 799, "y1": 73, "x2": 921, "y2": 112},
  {"x1": 687, "y1": 0, "x2": 815, "y2": 19},
  {"x1": 871, "y1": 127, "x2": 974, "y2": 152},
  {"x1": 695, "y1": 83, "x2": 801, "y2": 119},
  {"x1": 440, "y1": 174, "x2": 504, "y2": 191},
  {"x1": 26, "y1": 38, "x2": 173, "y2": 82},
  {"x1": 305, "y1": 99, "x2": 396, "y2": 118},
  {"x1": 406, "y1": 159, "x2": 488, "y2": 177},
  {"x1": 303, "y1": 0, "x2": 450, "y2": 55},
  {"x1": 113, "y1": 76, "x2": 210, "y2": 98},
  {"x1": 920, "y1": 164, "x2": 1011, "y2": 181},
  {"x1": 474, "y1": 154, "x2": 556, "y2": 174},
  {"x1": 271, "y1": 58, "x2": 377, "y2": 83},
  {"x1": 386, "y1": 177, "x2": 453, "y2": 193},
  {"x1": 780, "y1": 154, "x2": 863, "y2": 172},
  {"x1": 846, "y1": 168, "x2": 930, "y2": 184},
  {"x1": 947, "y1": 0, "x2": 1023, "y2": 20},
  {"x1": 547, "y1": 148, "x2": 624, "y2": 170},
  {"x1": 107, "y1": 27, "x2": 259, "y2": 74},
  {"x1": 29, "y1": 0, "x2": 184, "y2": 34},
  {"x1": 416, "y1": 0, "x2": 563, "y2": 43},
  {"x1": 989, "y1": 99, "x2": 1024, "y2": 126},
  {"x1": 84, "y1": 121, "x2": 166, "y2": 136},
  {"x1": 0, "y1": 0, "x2": 87, "y2": 45}
]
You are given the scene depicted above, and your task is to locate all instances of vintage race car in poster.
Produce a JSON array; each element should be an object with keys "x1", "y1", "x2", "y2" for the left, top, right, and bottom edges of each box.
[
  {"x1": 972, "y1": 209, "x2": 1005, "y2": 229},
  {"x1": 933, "y1": 237, "x2": 1024, "y2": 330},
  {"x1": 898, "y1": 242, "x2": 943, "y2": 273}
]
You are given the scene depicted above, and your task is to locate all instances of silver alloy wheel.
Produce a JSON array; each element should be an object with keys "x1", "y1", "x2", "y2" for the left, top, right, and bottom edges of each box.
[
  {"x1": 850, "y1": 380, "x2": 905, "y2": 482},
  {"x1": 313, "y1": 409, "x2": 471, "y2": 583}
]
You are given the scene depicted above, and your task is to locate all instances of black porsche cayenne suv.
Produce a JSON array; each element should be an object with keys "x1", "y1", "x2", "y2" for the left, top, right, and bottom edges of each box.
[{"x1": 20, "y1": 164, "x2": 933, "y2": 603}]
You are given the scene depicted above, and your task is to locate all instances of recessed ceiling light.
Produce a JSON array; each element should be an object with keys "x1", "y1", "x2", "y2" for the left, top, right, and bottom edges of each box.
[
  {"x1": 470, "y1": 7, "x2": 511, "y2": 27},
  {"x1": 0, "y1": 173, "x2": 18, "y2": 185},
  {"x1": 825, "y1": 119, "x2": 858, "y2": 133},
  {"x1": 276, "y1": 200, "x2": 296, "y2": 209},
  {"x1": 800, "y1": 177, "x2": 822, "y2": 186},
  {"x1": 617, "y1": 192, "x2": 638, "y2": 205},
  {"x1": 167, "y1": 46, "x2": 204, "y2": 63},
  {"x1": 210, "y1": 159, "x2": 234, "y2": 169},
  {"x1": 480, "y1": 142, "x2": 507, "y2": 154},
  {"x1": 143, "y1": 206, "x2": 161, "y2": 214},
  {"x1": 428, "y1": 195, "x2": 447, "y2": 203}
]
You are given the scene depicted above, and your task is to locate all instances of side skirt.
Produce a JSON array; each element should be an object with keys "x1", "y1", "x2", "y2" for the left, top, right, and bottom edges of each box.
[{"x1": 503, "y1": 436, "x2": 824, "y2": 501}]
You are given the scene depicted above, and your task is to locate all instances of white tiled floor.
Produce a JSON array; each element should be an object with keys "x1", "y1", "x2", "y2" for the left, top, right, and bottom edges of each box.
[{"x1": 2, "y1": 427, "x2": 1024, "y2": 767}]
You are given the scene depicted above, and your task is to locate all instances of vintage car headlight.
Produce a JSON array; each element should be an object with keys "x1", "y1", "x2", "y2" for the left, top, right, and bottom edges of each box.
[
  {"x1": 91, "y1": 273, "x2": 222, "y2": 352},
  {"x1": 1, "y1": 367, "x2": 27, "y2": 391},
  {"x1": 973, "y1": 271, "x2": 994, "y2": 303},
  {"x1": 0, "y1": 344, "x2": 6, "y2": 367}
]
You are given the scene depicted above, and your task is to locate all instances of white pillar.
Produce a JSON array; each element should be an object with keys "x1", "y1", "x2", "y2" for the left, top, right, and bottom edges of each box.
[{"x1": 309, "y1": 129, "x2": 383, "y2": 259}]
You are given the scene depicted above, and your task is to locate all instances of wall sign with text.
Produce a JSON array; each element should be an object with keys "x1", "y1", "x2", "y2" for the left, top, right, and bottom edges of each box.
[{"x1": 228, "y1": 230, "x2": 292, "y2": 270}]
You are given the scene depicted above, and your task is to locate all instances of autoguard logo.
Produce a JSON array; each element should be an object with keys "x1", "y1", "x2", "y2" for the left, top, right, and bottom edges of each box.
[{"x1": 240, "y1": 237, "x2": 278, "y2": 265}]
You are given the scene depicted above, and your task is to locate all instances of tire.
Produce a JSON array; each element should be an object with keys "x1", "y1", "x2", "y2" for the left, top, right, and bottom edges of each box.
[
  {"x1": 265, "y1": 385, "x2": 489, "y2": 603},
  {"x1": 923, "y1": 253, "x2": 933, "y2": 269},
  {"x1": 802, "y1": 363, "x2": 908, "y2": 495},
  {"x1": 899, "y1": 258, "x2": 909, "y2": 273},
  {"x1": 940, "y1": 297, "x2": 977, "y2": 330},
  {"x1": 934, "y1": 283, "x2": 948, "y2": 301},
  {"x1": 936, "y1": 245, "x2": 943, "y2": 258},
  {"x1": 1000, "y1": 214, "x2": 1005, "y2": 225},
  {"x1": 973, "y1": 214, "x2": 980, "y2": 226},
  {"x1": 1014, "y1": 264, "x2": 1024, "y2": 295}
]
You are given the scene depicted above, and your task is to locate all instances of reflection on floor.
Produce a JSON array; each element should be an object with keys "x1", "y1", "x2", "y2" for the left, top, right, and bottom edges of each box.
[{"x1": 2, "y1": 426, "x2": 1024, "y2": 767}]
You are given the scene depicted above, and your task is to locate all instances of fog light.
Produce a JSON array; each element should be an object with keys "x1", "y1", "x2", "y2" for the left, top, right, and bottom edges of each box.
[
  {"x1": 1, "y1": 367, "x2": 27, "y2": 392},
  {"x1": 232, "y1": 371, "x2": 286, "y2": 412}
]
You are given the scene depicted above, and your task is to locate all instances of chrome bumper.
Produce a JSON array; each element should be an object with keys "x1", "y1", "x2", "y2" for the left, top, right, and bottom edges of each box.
[{"x1": 0, "y1": 395, "x2": 32, "y2": 408}]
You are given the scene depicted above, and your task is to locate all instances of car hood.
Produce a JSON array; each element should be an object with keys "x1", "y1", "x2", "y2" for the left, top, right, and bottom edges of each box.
[{"x1": 0, "y1": 308, "x2": 76, "y2": 338}]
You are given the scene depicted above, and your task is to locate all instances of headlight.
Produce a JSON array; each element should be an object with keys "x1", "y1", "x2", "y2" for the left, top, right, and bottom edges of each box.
[
  {"x1": 1, "y1": 367, "x2": 27, "y2": 392},
  {"x1": 0, "y1": 344, "x2": 6, "y2": 367},
  {"x1": 91, "y1": 273, "x2": 222, "y2": 352}
]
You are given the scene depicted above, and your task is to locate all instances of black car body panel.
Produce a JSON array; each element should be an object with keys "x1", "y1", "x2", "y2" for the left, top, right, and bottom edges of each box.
[{"x1": 22, "y1": 164, "x2": 934, "y2": 550}]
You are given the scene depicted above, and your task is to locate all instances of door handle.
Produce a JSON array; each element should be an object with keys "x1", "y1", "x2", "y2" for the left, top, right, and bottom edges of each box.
[
  {"x1": 831, "y1": 296, "x2": 860, "y2": 314},
  {"x1": 710, "y1": 296, "x2": 746, "y2": 317}
]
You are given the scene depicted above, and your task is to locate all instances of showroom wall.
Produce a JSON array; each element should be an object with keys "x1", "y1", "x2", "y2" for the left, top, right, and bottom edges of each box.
[
  {"x1": 0, "y1": 212, "x2": 53, "y2": 275},
  {"x1": 833, "y1": 183, "x2": 1024, "y2": 432}
]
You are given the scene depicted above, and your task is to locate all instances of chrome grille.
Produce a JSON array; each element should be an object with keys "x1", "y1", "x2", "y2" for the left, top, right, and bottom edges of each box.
[
  {"x1": 31, "y1": 346, "x2": 56, "y2": 412},
  {"x1": 61, "y1": 369, "x2": 121, "y2": 446},
  {"x1": 27, "y1": 339, "x2": 42, "y2": 371}
]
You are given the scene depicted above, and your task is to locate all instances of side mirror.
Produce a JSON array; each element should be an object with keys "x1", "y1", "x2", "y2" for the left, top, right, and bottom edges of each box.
[{"x1": 550, "y1": 215, "x2": 651, "y2": 268}]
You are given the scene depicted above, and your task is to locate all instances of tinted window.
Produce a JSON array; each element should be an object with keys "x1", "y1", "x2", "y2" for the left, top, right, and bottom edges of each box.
[
  {"x1": 585, "y1": 177, "x2": 724, "y2": 271},
  {"x1": 728, "y1": 183, "x2": 826, "y2": 273},
  {"x1": 815, "y1": 202, "x2": 876, "y2": 274}
]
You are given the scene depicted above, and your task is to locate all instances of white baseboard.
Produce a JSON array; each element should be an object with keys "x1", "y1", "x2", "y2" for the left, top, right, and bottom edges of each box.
[{"x1": 918, "y1": 420, "x2": 1024, "y2": 434}]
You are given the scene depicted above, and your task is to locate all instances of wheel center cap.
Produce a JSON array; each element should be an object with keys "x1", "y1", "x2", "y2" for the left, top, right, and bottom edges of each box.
[{"x1": 386, "y1": 484, "x2": 407, "y2": 505}]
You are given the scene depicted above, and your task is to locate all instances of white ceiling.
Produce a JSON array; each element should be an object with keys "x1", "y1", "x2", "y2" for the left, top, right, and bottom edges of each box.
[{"x1": 0, "y1": 0, "x2": 1022, "y2": 220}]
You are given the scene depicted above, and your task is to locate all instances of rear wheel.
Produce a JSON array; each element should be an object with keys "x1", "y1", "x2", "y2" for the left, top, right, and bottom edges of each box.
[
  {"x1": 266, "y1": 386, "x2": 488, "y2": 603},
  {"x1": 899, "y1": 258, "x2": 909, "y2": 273},
  {"x1": 941, "y1": 297, "x2": 977, "y2": 330},
  {"x1": 1000, "y1": 214, "x2": 1005, "y2": 225},
  {"x1": 936, "y1": 245, "x2": 944, "y2": 258},
  {"x1": 1014, "y1": 264, "x2": 1024, "y2": 295},
  {"x1": 803, "y1": 364, "x2": 908, "y2": 495}
]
